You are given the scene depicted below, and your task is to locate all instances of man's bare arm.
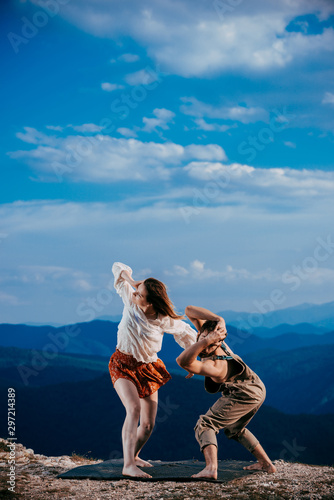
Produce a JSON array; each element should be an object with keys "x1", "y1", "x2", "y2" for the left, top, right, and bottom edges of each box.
[{"x1": 176, "y1": 330, "x2": 226, "y2": 376}]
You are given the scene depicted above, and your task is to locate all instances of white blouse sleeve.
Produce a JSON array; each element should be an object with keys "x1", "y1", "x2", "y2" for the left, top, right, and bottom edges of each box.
[
  {"x1": 112, "y1": 262, "x2": 134, "y2": 306},
  {"x1": 163, "y1": 318, "x2": 198, "y2": 349}
]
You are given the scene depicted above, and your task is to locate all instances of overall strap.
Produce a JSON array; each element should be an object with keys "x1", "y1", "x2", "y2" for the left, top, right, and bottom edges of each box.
[
  {"x1": 212, "y1": 354, "x2": 233, "y2": 361},
  {"x1": 220, "y1": 342, "x2": 232, "y2": 356}
]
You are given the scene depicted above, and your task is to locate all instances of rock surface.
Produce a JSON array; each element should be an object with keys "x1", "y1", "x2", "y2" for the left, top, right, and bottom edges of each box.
[{"x1": 1, "y1": 438, "x2": 333, "y2": 499}]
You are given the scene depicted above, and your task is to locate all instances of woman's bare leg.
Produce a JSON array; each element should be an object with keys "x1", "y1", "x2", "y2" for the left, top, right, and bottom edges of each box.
[
  {"x1": 134, "y1": 390, "x2": 158, "y2": 467},
  {"x1": 114, "y1": 378, "x2": 152, "y2": 478},
  {"x1": 243, "y1": 444, "x2": 276, "y2": 473}
]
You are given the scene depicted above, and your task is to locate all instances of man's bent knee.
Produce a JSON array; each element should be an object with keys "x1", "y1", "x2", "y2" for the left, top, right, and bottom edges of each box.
[{"x1": 195, "y1": 415, "x2": 218, "y2": 452}]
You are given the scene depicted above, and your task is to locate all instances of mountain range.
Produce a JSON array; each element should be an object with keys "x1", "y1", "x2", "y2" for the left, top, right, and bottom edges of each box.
[
  {"x1": 1, "y1": 319, "x2": 334, "y2": 361},
  {"x1": 217, "y1": 300, "x2": 334, "y2": 330},
  {"x1": 1, "y1": 309, "x2": 334, "y2": 467},
  {"x1": 96, "y1": 300, "x2": 334, "y2": 331}
]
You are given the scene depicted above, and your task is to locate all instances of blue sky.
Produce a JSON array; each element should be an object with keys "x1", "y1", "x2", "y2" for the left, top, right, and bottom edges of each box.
[{"x1": 1, "y1": 0, "x2": 334, "y2": 325}]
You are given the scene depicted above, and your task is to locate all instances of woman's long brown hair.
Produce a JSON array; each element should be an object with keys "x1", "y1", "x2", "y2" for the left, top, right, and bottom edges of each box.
[{"x1": 144, "y1": 278, "x2": 184, "y2": 319}]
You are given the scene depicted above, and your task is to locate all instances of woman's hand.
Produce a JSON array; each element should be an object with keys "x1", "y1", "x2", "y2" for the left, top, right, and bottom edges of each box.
[
  {"x1": 132, "y1": 280, "x2": 144, "y2": 288},
  {"x1": 120, "y1": 271, "x2": 144, "y2": 289}
]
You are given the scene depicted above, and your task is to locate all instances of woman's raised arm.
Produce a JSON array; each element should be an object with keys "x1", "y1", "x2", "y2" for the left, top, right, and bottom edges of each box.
[
  {"x1": 120, "y1": 269, "x2": 143, "y2": 289},
  {"x1": 185, "y1": 305, "x2": 226, "y2": 334}
]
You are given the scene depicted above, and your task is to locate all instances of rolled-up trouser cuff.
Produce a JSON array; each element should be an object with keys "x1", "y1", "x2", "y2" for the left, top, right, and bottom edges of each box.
[
  {"x1": 195, "y1": 419, "x2": 218, "y2": 452},
  {"x1": 235, "y1": 428, "x2": 259, "y2": 453}
]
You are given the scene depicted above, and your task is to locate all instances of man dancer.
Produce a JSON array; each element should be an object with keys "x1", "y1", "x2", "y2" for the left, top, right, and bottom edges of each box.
[{"x1": 176, "y1": 305, "x2": 276, "y2": 479}]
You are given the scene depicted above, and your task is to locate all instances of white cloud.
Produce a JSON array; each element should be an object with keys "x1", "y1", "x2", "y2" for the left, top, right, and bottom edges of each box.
[
  {"x1": 118, "y1": 53, "x2": 139, "y2": 62},
  {"x1": 142, "y1": 108, "x2": 175, "y2": 132},
  {"x1": 9, "y1": 126, "x2": 334, "y2": 202},
  {"x1": 70, "y1": 123, "x2": 105, "y2": 133},
  {"x1": 125, "y1": 68, "x2": 159, "y2": 86},
  {"x1": 48, "y1": 0, "x2": 334, "y2": 77},
  {"x1": 181, "y1": 97, "x2": 268, "y2": 123},
  {"x1": 165, "y1": 265, "x2": 189, "y2": 277},
  {"x1": 191, "y1": 260, "x2": 205, "y2": 273},
  {"x1": 101, "y1": 82, "x2": 125, "y2": 91},
  {"x1": 44, "y1": 124, "x2": 106, "y2": 133},
  {"x1": 17, "y1": 265, "x2": 93, "y2": 292},
  {"x1": 322, "y1": 91, "x2": 334, "y2": 104},
  {"x1": 165, "y1": 260, "x2": 282, "y2": 282},
  {"x1": 165, "y1": 260, "x2": 334, "y2": 287},
  {"x1": 0, "y1": 265, "x2": 94, "y2": 293},
  {"x1": 8, "y1": 127, "x2": 226, "y2": 183},
  {"x1": 302, "y1": 267, "x2": 334, "y2": 285},
  {"x1": 137, "y1": 267, "x2": 153, "y2": 278},
  {"x1": 16, "y1": 127, "x2": 57, "y2": 146},
  {"x1": 117, "y1": 127, "x2": 137, "y2": 137},
  {"x1": 149, "y1": 16, "x2": 334, "y2": 76},
  {"x1": 284, "y1": 141, "x2": 296, "y2": 148},
  {"x1": 183, "y1": 145, "x2": 227, "y2": 162},
  {"x1": 46, "y1": 125, "x2": 64, "y2": 132},
  {"x1": 0, "y1": 291, "x2": 21, "y2": 305},
  {"x1": 194, "y1": 118, "x2": 234, "y2": 132},
  {"x1": 1, "y1": 194, "x2": 334, "y2": 322},
  {"x1": 184, "y1": 161, "x2": 334, "y2": 200}
]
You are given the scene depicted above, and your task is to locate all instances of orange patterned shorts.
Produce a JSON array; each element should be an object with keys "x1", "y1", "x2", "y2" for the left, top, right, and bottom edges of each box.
[{"x1": 108, "y1": 349, "x2": 172, "y2": 399}]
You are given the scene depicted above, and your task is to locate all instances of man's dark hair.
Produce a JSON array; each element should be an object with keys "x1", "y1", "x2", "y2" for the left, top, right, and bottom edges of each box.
[{"x1": 197, "y1": 320, "x2": 218, "y2": 341}]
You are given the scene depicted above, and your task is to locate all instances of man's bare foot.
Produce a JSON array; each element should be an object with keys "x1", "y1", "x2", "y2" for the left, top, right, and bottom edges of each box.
[
  {"x1": 243, "y1": 461, "x2": 276, "y2": 473},
  {"x1": 192, "y1": 466, "x2": 217, "y2": 480},
  {"x1": 135, "y1": 457, "x2": 153, "y2": 467},
  {"x1": 122, "y1": 464, "x2": 152, "y2": 478}
]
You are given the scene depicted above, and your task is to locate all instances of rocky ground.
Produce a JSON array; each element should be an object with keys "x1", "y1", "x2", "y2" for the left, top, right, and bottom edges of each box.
[{"x1": 0, "y1": 438, "x2": 333, "y2": 499}]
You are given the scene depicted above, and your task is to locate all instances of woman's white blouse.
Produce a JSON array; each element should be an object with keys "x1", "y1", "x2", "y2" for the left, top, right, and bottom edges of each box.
[{"x1": 112, "y1": 262, "x2": 197, "y2": 363}]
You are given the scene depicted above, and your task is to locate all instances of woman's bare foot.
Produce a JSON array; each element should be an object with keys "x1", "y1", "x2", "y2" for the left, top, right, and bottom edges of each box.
[
  {"x1": 122, "y1": 464, "x2": 152, "y2": 478},
  {"x1": 192, "y1": 466, "x2": 217, "y2": 480},
  {"x1": 243, "y1": 461, "x2": 276, "y2": 473},
  {"x1": 135, "y1": 457, "x2": 153, "y2": 467}
]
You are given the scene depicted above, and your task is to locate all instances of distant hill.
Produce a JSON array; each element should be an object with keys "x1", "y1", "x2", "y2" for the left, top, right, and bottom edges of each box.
[
  {"x1": 1, "y1": 341, "x2": 334, "y2": 415},
  {"x1": 159, "y1": 325, "x2": 334, "y2": 361},
  {"x1": 98, "y1": 314, "x2": 123, "y2": 323},
  {"x1": 0, "y1": 346, "x2": 109, "y2": 387},
  {"x1": 225, "y1": 329, "x2": 334, "y2": 356},
  {"x1": 0, "y1": 320, "x2": 118, "y2": 357},
  {"x1": 218, "y1": 300, "x2": 334, "y2": 330},
  {"x1": 243, "y1": 344, "x2": 334, "y2": 415},
  {"x1": 249, "y1": 322, "x2": 330, "y2": 338},
  {"x1": 2, "y1": 320, "x2": 334, "y2": 366},
  {"x1": 2, "y1": 319, "x2": 334, "y2": 415},
  {"x1": 0, "y1": 373, "x2": 333, "y2": 466}
]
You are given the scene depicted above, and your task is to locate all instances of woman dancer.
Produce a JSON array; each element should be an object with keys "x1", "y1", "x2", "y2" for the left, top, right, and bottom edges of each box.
[{"x1": 109, "y1": 262, "x2": 197, "y2": 478}]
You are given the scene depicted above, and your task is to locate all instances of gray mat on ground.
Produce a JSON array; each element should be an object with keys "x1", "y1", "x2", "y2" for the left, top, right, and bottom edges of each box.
[{"x1": 58, "y1": 459, "x2": 255, "y2": 483}]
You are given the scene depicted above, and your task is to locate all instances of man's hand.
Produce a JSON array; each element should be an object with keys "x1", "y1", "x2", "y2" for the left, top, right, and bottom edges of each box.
[
  {"x1": 205, "y1": 329, "x2": 227, "y2": 347},
  {"x1": 185, "y1": 372, "x2": 194, "y2": 379},
  {"x1": 214, "y1": 317, "x2": 227, "y2": 336}
]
